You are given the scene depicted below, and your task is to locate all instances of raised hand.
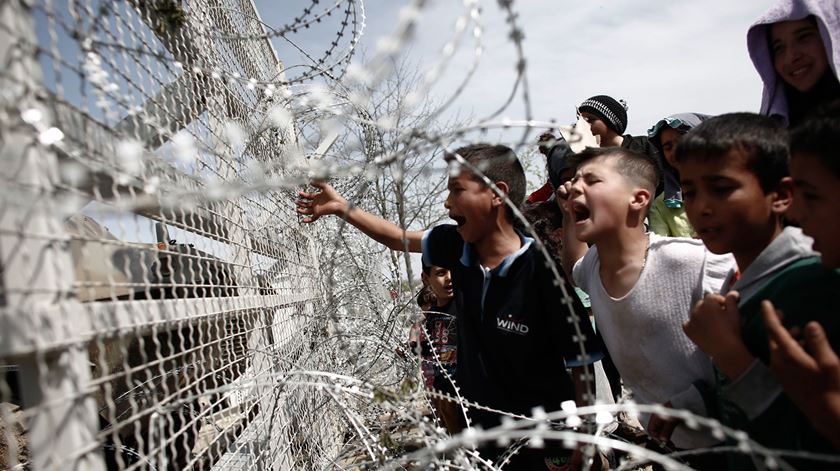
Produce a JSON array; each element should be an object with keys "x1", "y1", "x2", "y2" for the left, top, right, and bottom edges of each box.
[
  {"x1": 295, "y1": 181, "x2": 348, "y2": 223},
  {"x1": 537, "y1": 130, "x2": 558, "y2": 156},
  {"x1": 555, "y1": 180, "x2": 575, "y2": 217},
  {"x1": 556, "y1": 179, "x2": 589, "y2": 279},
  {"x1": 684, "y1": 291, "x2": 740, "y2": 355},
  {"x1": 762, "y1": 300, "x2": 840, "y2": 449},
  {"x1": 683, "y1": 291, "x2": 754, "y2": 379}
]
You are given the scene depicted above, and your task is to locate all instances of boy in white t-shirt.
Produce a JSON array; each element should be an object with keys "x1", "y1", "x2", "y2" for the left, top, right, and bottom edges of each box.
[{"x1": 558, "y1": 147, "x2": 734, "y2": 451}]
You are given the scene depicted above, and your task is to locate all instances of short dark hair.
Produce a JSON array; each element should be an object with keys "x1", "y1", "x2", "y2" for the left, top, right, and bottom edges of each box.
[
  {"x1": 444, "y1": 144, "x2": 526, "y2": 210},
  {"x1": 571, "y1": 147, "x2": 660, "y2": 195},
  {"x1": 675, "y1": 113, "x2": 789, "y2": 193},
  {"x1": 790, "y1": 101, "x2": 840, "y2": 178}
]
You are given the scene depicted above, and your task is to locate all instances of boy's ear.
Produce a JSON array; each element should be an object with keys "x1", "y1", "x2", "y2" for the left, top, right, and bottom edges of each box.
[
  {"x1": 421, "y1": 272, "x2": 429, "y2": 285},
  {"x1": 629, "y1": 187, "x2": 652, "y2": 213},
  {"x1": 771, "y1": 176, "x2": 794, "y2": 214},
  {"x1": 491, "y1": 181, "x2": 510, "y2": 207}
]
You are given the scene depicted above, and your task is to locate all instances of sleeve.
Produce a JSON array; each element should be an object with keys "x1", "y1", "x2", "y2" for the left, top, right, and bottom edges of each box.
[
  {"x1": 526, "y1": 181, "x2": 554, "y2": 204},
  {"x1": 701, "y1": 250, "x2": 735, "y2": 295},
  {"x1": 720, "y1": 360, "x2": 783, "y2": 420},
  {"x1": 421, "y1": 224, "x2": 463, "y2": 271}
]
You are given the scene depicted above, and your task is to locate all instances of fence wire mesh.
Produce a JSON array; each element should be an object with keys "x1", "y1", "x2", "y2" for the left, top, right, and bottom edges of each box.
[
  {"x1": 0, "y1": 0, "x2": 356, "y2": 469},
  {"x1": 1, "y1": 0, "x2": 839, "y2": 470}
]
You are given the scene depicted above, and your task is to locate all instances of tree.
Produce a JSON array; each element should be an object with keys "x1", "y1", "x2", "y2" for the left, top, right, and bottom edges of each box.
[{"x1": 300, "y1": 57, "x2": 468, "y2": 304}]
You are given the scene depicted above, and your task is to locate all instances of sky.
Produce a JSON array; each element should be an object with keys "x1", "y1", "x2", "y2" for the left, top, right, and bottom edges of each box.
[
  {"x1": 258, "y1": 0, "x2": 774, "y2": 137},
  {"x1": 252, "y1": 0, "x2": 775, "y2": 276},
  {"x1": 75, "y1": 0, "x2": 776, "y2": 266}
]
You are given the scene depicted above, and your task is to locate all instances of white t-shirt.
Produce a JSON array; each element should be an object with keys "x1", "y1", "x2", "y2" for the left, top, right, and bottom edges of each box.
[{"x1": 573, "y1": 233, "x2": 734, "y2": 448}]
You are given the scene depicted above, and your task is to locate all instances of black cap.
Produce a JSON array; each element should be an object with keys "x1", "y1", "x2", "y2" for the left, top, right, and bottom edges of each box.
[{"x1": 578, "y1": 95, "x2": 629, "y2": 135}]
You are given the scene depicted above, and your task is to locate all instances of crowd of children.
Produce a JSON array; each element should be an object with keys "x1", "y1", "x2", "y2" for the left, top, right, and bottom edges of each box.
[{"x1": 296, "y1": 0, "x2": 840, "y2": 469}]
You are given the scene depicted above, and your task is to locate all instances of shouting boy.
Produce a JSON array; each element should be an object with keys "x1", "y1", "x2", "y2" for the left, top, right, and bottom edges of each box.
[
  {"x1": 558, "y1": 147, "x2": 733, "y2": 452},
  {"x1": 296, "y1": 144, "x2": 599, "y2": 468}
]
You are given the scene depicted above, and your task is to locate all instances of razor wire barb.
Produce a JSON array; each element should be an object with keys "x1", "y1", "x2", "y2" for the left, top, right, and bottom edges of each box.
[{"x1": 0, "y1": 0, "x2": 836, "y2": 470}]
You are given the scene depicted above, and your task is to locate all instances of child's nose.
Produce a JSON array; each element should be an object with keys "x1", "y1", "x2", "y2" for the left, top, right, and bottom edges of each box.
[
  {"x1": 695, "y1": 194, "x2": 713, "y2": 216},
  {"x1": 787, "y1": 44, "x2": 804, "y2": 64}
]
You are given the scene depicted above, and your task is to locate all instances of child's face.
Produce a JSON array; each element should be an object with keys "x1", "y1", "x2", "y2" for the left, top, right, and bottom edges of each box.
[
  {"x1": 579, "y1": 112, "x2": 609, "y2": 138},
  {"x1": 444, "y1": 171, "x2": 497, "y2": 244},
  {"x1": 770, "y1": 19, "x2": 828, "y2": 93},
  {"x1": 788, "y1": 153, "x2": 840, "y2": 268},
  {"x1": 658, "y1": 128, "x2": 681, "y2": 168},
  {"x1": 567, "y1": 156, "x2": 636, "y2": 243},
  {"x1": 423, "y1": 266, "x2": 454, "y2": 304},
  {"x1": 680, "y1": 152, "x2": 782, "y2": 261}
]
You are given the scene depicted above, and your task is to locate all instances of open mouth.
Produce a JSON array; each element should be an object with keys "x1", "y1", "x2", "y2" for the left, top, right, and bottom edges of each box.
[
  {"x1": 450, "y1": 215, "x2": 466, "y2": 227},
  {"x1": 696, "y1": 227, "x2": 720, "y2": 237},
  {"x1": 789, "y1": 65, "x2": 810, "y2": 77},
  {"x1": 572, "y1": 202, "x2": 591, "y2": 223}
]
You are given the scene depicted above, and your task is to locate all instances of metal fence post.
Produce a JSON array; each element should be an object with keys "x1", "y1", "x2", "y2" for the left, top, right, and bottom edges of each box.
[{"x1": 0, "y1": 1, "x2": 106, "y2": 470}]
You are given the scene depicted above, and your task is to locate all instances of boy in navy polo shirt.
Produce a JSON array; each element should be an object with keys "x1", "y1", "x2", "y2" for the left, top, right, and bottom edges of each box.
[{"x1": 296, "y1": 143, "x2": 600, "y2": 468}]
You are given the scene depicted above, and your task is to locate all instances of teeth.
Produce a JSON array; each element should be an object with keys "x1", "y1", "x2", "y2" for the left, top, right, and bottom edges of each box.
[{"x1": 791, "y1": 67, "x2": 808, "y2": 77}]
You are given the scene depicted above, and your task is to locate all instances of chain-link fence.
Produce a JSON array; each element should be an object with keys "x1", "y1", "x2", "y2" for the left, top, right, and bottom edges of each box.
[{"x1": 0, "y1": 1, "x2": 384, "y2": 469}]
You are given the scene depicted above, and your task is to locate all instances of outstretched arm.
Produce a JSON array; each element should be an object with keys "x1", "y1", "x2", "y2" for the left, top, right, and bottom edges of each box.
[
  {"x1": 763, "y1": 301, "x2": 840, "y2": 450},
  {"x1": 296, "y1": 181, "x2": 423, "y2": 253}
]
